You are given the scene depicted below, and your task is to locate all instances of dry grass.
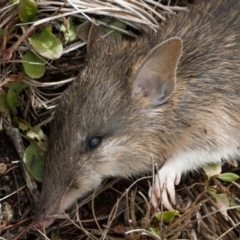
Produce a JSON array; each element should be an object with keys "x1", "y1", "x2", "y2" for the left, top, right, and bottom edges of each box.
[{"x1": 1, "y1": 0, "x2": 240, "y2": 239}]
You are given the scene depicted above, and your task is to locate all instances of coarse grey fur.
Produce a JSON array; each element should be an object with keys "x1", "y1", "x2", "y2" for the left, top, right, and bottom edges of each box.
[{"x1": 33, "y1": 0, "x2": 240, "y2": 228}]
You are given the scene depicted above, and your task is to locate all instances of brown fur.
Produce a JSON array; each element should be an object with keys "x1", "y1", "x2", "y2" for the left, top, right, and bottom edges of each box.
[{"x1": 33, "y1": 0, "x2": 240, "y2": 228}]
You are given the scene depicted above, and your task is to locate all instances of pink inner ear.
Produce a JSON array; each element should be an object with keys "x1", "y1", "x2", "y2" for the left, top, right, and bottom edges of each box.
[
  {"x1": 134, "y1": 69, "x2": 161, "y2": 97},
  {"x1": 132, "y1": 37, "x2": 183, "y2": 106}
]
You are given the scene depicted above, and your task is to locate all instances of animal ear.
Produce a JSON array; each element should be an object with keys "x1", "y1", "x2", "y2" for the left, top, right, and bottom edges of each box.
[
  {"x1": 87, "y1": 24, "x2": 110, "y2": 53},
  {"x1": 132, "y1": 37, "x2": 183, "y2": 106},
  {"x1": 77, "y1": 21, "x2": 92, "y2": 42},
  {"x1": 77, "y1": 21, "x2": 110, "y2": 54}
]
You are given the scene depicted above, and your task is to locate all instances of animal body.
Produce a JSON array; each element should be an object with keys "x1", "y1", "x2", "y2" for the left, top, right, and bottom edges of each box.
[{"x1": 32, "y1": 0, "x2": 240, "y2": 228}]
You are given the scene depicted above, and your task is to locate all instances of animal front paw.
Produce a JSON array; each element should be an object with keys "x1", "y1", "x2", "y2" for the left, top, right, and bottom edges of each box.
[{"x1": 149, "y1": 165, "x2": 181, "y2": 210}]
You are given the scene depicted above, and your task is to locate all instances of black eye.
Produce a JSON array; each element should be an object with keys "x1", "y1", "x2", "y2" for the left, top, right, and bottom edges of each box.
[{"x1": 87, "y1": 137, "x2": 101, "y2": 150}]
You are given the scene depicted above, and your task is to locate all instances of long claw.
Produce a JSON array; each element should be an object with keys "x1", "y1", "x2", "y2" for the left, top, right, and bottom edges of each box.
[
  {"x1": 161, "y1": 186, "x2": 174, "y2": 210},
  {"x1": 166, "y1": 177, "x2": 176, "y2": 205},
  {"x1": 175, "y1": 173, "x2": 181, "y2": 185},
  {"x1": 149, "y1": 165, "x2": 181, "y2": 210},
  {"x1": 149, "y1": 187, "x2": 158, "y2": 208}
]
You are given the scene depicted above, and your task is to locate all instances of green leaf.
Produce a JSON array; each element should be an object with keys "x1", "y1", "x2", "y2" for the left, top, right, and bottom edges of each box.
[
  {"x1": 8, "y1": 81, "x2": 28, "y2": 95},
  {"x1": 26, "y1": 126, "x2": 48, "y2": 152},
  {"x1": 0, "y1": 90, "x2": 10, "y2": 116},
  {"x1": 101, "y1": 17, "x2": 127, "y2": 38},
  {"x1": 22, "y1": 51, "x2": 45, "y2": 78},
  {"x1": 18, "y1": 120, "x2": 30, "y2": 132},
  {"x1": 217, "y1": 173, "x2": 240, "y2": 182},
  {"x1": 60, "y1": 18, "x2": 77, "y2": 43},
  {"x1": 202, "y1": 163, "x2": 222, "y2": 178},
  {"x1": 17, "y1": 118, "x2": 32, "y2": 132},
  {"x1": 18, "y1": 0, "x2": 37, "y2": 23},
  {"x1": 10, "y1": 0, "x2": 19, "y2": 3},
  {"x1": 6, "y1": 88, "x2": 19, "y2": 116},
  {"x1": 155, "y1": 210, "x2": 179, "y2": 223},
  {"x1": 23, "y1": 139, "x2": 45, "y2": 182},
  {"x1": 6, "y1": 81, "x2": 28, "y2": 116},
  {"x1": 29, "y1": 27, "x2": 63, "y2": 59},
  {"x1": 148, "y1": 227, "x2": 160, "y2": 237},
  {"x1": 208, "y1": 188, "x2": 229, "y2": 216}
]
